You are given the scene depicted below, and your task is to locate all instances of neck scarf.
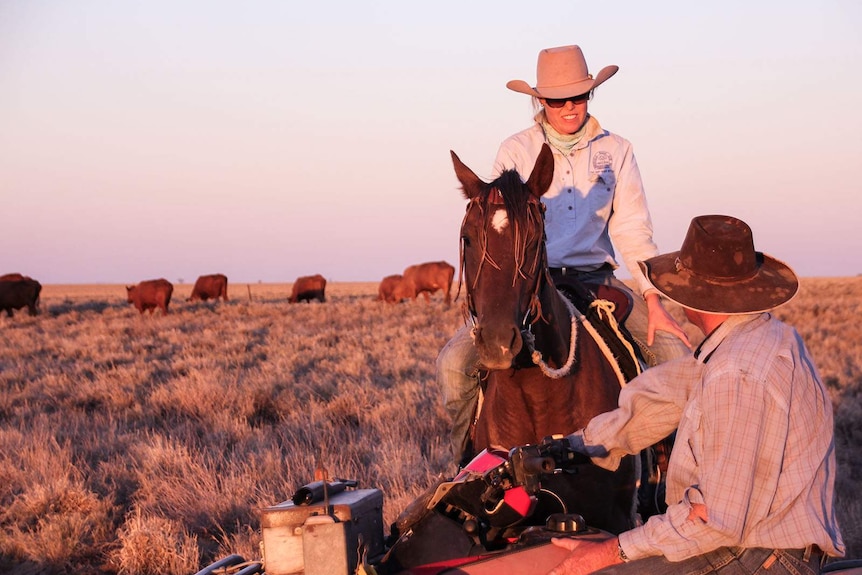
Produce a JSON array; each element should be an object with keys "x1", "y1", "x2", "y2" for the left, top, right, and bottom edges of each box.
[{"x1": 541, "y1": 114, "x2": 590, "y2": 153}]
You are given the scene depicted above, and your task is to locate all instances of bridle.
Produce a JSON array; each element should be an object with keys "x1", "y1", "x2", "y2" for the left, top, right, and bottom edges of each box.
[
  {"x1": 458, "y1": 186, "x2": 579, "y2": 378},
  {"x1": 458, "y1": 187, "x2": 546, "y2": 327}
]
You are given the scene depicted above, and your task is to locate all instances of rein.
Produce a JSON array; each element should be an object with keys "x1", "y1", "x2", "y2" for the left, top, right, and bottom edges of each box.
[
  {"x1": 526, "y1": 294, "x2": 630, "y2": 386},
  {"x1": 522, "y1": 291, "x2": 579, "y2": 378}
]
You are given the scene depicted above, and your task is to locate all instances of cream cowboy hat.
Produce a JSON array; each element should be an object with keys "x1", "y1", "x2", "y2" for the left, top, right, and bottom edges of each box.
[
  {"x1": 638, "y1": 215, "x2": 799, "y2": 314},
  {"x1": 506, "y1": 45, "x2": 619, "y2": 99}
]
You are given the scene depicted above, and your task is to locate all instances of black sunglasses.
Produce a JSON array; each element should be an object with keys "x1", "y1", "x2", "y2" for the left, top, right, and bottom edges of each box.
[{"x1": 544, "y1": 92, "x2": 591, "y2": 108}]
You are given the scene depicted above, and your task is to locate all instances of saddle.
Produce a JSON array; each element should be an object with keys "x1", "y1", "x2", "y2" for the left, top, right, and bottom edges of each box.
[{"x1": 551, "y1": 275, "x2": 645, "y2": 381}]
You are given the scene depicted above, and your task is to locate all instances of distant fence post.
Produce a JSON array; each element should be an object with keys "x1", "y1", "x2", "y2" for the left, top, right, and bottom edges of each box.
[{"x1": 247, "y1": 284, "x2": 253, "y2": 302}]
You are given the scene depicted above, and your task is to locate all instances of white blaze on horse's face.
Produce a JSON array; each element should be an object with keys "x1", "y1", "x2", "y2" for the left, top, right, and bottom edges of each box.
[{"x1": 491, "y1": 209, "x2": 509, "y2": 233}]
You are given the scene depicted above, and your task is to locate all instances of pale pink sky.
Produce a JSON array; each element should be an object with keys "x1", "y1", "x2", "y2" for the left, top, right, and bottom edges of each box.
[{"x1": 2, "y1": 1, "x2": 860, "y2": 284}]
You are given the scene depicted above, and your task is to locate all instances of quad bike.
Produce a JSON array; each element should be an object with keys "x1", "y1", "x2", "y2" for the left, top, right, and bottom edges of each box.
[{"x1": 194, "y1": 437, "x2": 862, "y2": 575}]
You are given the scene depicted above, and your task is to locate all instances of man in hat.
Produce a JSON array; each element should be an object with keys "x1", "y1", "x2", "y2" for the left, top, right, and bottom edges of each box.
[
  {"x1": 545, "y1": 215, "x2": 844, "y2": 574},
  {"x1": 438, "y1": 44, "x2": 691, "y2": 467}
]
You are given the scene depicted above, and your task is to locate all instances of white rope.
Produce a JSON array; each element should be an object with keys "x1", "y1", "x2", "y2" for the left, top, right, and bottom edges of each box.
[
  {"x1": 578, "y1": 312, "x2": 628, "y2": 389},
  {"x1": 524, "y1": 291, "x2": 639, "y2": 387},
  {"x1": 528, "y1": 291, "x2": 578, "y2": 378},
  {"x1": 589, "y1": 299, "x2": 643, "y2": 378}
]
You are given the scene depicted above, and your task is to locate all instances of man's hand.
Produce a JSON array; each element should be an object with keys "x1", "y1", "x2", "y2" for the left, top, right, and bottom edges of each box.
[
  {"x1": 546, "y1": 535, "x2": 621, "y2": 575},
  {"x1": 687, "y1": 502, "x2": 708, "y2": 523},
  {"x1": 644, "y1": 292, "x2": 691, "y2": 348}
]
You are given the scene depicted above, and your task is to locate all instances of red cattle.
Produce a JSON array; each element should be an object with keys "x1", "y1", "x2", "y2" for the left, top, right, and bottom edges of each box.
[
  {"x1": 126, "y1": 278, "x2": 174, "y2": 315},
  {"x1": 402, "y1": 261, "x2": 455, "y2": 306},
  {"x1": 0, "y1": 273, "x2": 42, "y2": 317},
  {"x1": 289, "y1": 274, "x2": 326, "y2": 303},
  {"x1": 188, "y1": 274, "x2": 228, "y2": 302},
  {"x1": 377, "y1": 274, "x2": 413, "y2": 303}
]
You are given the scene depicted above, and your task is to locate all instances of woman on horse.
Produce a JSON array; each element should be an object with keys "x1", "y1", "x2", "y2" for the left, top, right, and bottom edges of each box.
[{"x1": 438, "y1": 44, "x2": 691, "y2": 466}]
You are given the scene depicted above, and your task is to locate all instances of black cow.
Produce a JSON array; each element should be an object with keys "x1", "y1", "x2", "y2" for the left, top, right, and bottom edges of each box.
[
  {"x1": 289, "y1": 274, "x2": 327, "y2": 303},
  {"x1": 0, "y1": 273, "x2": 42, "y2": 317}
]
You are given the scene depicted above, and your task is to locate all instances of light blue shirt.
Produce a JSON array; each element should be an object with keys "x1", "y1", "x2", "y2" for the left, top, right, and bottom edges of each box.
[{"x1": 493, "y1": 115, "x2": 659, "y2": 295}]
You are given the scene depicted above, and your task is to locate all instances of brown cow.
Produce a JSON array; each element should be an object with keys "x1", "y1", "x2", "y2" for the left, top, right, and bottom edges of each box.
[
  {"x1": 0, "y1": 273, "x2": 42, "y2": 317},
  {"x1": 289, "y1": 274, "x2": 326, "y2": 303},
  {"x1": 402, "y1": 261, "x2": 455, "y2": 306},
  {"x1": 188, "y1": 274, "x2": 228, "y2": 302},
  {"x1": 126, "y1": 278, "x2": 173, "y2": 315},
  {"x1": 377, "y1": 274, "x2": 413, "y2": 303}
]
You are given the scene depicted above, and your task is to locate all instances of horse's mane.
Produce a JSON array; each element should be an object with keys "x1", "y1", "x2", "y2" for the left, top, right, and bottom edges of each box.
[
  {"x1": 473, "y1": 168, "x2": 544, "y2": 286},
  {"x1": 483, "y1": 169, "x2": 536, "y2": 234}
]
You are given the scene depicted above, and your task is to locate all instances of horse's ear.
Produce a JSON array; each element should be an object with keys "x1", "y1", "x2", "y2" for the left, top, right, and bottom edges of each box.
[
  {"x1": 526, "y1": 144, "x2": 555, "y2": 199},
  {"x1": 451, "y1": 150, "x2": 484, "y2": 200}
]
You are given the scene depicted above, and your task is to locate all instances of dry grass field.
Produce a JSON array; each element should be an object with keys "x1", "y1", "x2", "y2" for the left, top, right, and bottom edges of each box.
[{"x1": 1, "y1": 277, "x2": 861, "y2": 575}]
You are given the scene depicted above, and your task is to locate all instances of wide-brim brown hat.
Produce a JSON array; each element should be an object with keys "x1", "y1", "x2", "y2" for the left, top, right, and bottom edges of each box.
[
  {"x1": 507, "y1": 45, "x2": 619, "y2": 99},
  {"x1": 638, "y1": 215, "x2": 799, "y2": 314}
]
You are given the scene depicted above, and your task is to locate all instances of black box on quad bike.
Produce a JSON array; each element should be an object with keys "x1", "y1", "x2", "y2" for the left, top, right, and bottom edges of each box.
[{"x1": 260, "y1": 488, "x2": 384, "y2": 575}]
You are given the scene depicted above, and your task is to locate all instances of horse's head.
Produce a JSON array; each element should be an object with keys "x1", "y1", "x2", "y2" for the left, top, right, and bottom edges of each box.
[{"x1": 451, "y1": 144, "x2": 555, "y2": 370}]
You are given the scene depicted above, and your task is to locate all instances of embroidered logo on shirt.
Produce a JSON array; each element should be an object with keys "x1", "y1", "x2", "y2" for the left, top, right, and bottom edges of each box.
[{"x1": 591, "y1": 151, "x2": 613, "y2": 174}]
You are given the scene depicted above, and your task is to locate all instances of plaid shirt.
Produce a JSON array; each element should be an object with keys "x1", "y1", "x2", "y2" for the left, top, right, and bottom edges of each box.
[{"x1": 568, "y1": 313, "x2": 845, "y2": 561}]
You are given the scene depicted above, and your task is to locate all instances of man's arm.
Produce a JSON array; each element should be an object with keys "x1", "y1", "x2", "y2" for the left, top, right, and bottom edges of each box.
[{"x1": 566, "y1": 359, "x2": 694, "y2": 470}]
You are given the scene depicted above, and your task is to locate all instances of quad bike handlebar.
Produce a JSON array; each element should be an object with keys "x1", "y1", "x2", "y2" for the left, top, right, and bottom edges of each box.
[{"x1": 505, "y1": 436, "x2": 592, "y2": 497}]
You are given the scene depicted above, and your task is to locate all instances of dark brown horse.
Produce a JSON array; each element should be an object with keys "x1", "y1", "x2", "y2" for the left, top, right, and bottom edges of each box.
[{"x1": 451, "y1": 144, "x2": 639, "y2": 534}]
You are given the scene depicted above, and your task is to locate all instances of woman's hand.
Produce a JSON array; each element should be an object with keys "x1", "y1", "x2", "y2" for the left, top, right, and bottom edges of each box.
[{"x1": 644, "y1": 292, "x2": 691, "y2": 349}]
